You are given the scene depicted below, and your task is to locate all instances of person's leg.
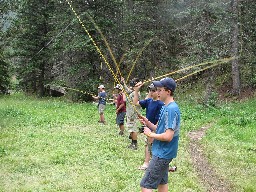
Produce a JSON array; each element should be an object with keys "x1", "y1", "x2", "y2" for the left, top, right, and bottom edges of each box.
[
  {"x1": 131, "y1": 131, "x2": 137, "y2": 140},
  {"x1": 157, "y1": 184, "x2": 168, "y2": 192},
  {"x1": 129, "y1": 131, "x2": 138, "y2": 150},
  {"x1": 100, "y1": 113, "x2": 105, "y2": 122},
  {"x1": 119, "y1": 124, "x2": 124, "y2": 135},
  {"x1": 140, "y1": 156, "x2": 164, "y2": 190},
  {"x1": 120, "y1": 124, "x2": 124, "y2": 131},
  {"x1": 145, "y1": 137, "x2": 152, "y2": 163},
  {"x1": 99, "y1": 104, "x2": 106, "y2": 123},
  {"x1": 141, "y1": 188, "x2": 153, "y2": 192},
  {"x1": 132, "y1": 132, "x2": 138, "y2": 149},
  {"x1": 139, "y1": 138, "x2": 150, "y2": 170}
]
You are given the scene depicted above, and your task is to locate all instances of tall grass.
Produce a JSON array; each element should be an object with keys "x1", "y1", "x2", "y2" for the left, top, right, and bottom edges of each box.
[{"x1": 0, "y1": 93, "x2": 255, "y2": 191}]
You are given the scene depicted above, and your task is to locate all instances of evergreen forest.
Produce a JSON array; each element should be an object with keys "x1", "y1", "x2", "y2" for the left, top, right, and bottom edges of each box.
[{"x1": 1, "y1": 0, "x2": 256, "y2": 100}]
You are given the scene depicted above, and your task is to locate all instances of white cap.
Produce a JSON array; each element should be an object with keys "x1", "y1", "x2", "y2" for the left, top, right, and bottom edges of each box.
[
  {"x1": 114, "y1": 84, "x2": 123, "y2": 90},
  {"x1": 98, "y1": 85, "x2": 105, "y2": 89}
]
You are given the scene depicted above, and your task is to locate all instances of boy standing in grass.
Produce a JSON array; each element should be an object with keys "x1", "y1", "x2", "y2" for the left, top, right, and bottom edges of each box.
[
  {"x1": 92, "y1": 84, "x2": 107, "y2": 124},
  {"x1": 121, "y1": 77, "x2": 141, "y2": 150},
  {"x1": 115, "y1": 84, "x2": 126, "y2": 136},
  {"x1": 133, "y1": 82, "x2": 164, "y2": 169},
  {"x1": 139, "y1": 77, "x2": 181, "y2": 192}
]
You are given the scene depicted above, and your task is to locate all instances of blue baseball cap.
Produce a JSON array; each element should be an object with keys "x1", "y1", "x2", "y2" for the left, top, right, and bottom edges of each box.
[
  {"x1": 147, "y1": 83, "x2": 157, "y2": 91},
  {"x1": 152, "y1": 77, "x2": 176, "y2": 91}
]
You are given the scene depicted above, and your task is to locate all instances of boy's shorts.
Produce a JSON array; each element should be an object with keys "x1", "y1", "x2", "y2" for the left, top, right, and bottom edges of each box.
[
  {"x1": 116, "y1": 112, "x2": 126, "y2": 125},
  {"x1": 140, "y1": 156, "x2": 172, "y2": 189},
  {"x1": 98, "y1": 104, "x2": 105, "y2": 114},
  {"x1": 126, "y1": 117, "x2": 139, "y2": 133}
]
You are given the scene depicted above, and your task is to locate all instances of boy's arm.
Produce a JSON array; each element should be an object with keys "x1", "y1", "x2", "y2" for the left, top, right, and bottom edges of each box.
[
  {"x1": 138, "y1": 114, "x2": 157, "y2": 131},
  {"x1": 122, "y1": 93, "x2": 126, "y2": 102},
  {"x1": 133, "y1": 81, "x2": 143, "y2": 106},
  {"x1": 116, "y1": 103, "x2": 124, "y2": 113},
  {"x1": 144, "y1": 128, "x2": 174, "y2": 142},
  {"x1": 121, "y1": 77, "x2": 132, "y2": 93},
  {"x1": 92, "y1": 95, "x2": 99, "y2": 100}
]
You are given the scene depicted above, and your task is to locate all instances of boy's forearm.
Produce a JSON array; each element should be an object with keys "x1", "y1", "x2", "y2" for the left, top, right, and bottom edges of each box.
[
  {"x1": 133, "y1": 90, "x2": 140, "y2": 105},
  {"x1": 145, "y1": 121, "x2": 157, "y2": 131},
  {"x1": 148, "y1": 130, "x2": 174, "y2": 142}
]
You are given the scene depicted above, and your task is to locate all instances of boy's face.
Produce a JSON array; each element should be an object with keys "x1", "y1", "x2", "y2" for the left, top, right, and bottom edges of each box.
[
  {"x1": 149, "y1": 89, "x2": 158, "y2": 99},
  {"x1": 115, "y1": 88, "x2": 122, "y2": 93},
  {"x1": 156, "y1": 87, "x2": 170, "y2": 102}
]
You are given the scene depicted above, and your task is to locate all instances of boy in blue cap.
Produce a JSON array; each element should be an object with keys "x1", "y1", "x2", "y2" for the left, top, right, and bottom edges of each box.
[
  {"x1": 133, "y1": 82, "x2": 164, "y2": 169},
  {"x1": 139, "y1": 77, "x2": 181, "y2": 192}
]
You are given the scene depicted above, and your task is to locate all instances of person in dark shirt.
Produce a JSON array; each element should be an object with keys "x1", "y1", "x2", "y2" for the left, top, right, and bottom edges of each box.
[
  {"x1": 92, "y1": 84, "x2": 107, "y2": 124},
  {"x1": 133, "y1": 82, "x2": 164, "y2": 170},
  {"x1": 114, "y1": 84, "x2": 126, "y2": 136}
]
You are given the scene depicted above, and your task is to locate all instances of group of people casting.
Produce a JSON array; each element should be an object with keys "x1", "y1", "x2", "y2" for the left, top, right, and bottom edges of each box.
[{"x1": 93, "y1": 77, "x2": 181, "y2": 192}]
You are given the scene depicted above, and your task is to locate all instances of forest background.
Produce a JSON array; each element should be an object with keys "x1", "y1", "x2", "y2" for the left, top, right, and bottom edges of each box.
[
  {"x1": 1, "y1": 0, "x2": 256, "y2": 191},
  {"x1": 1, "y1": 0, "x2": 255, "y2": 100}
]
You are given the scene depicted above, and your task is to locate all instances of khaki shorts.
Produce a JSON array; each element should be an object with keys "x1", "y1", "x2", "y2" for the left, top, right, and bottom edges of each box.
[
  {"x1": 126, "y1": 117, "x2": 139, "y2": 133},
  {"x1": 98, "y1": 104, "x2": 105, "y2": 114}
]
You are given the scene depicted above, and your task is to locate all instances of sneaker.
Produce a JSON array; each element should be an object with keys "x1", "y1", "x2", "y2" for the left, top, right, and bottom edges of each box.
[
  {"x1": 138, "y1": 163, "x2": 148, "y2": 170},
  {"x1": 98, "y1": 121, "x2": 107, "y2": 125},
  {"x1": 169, "y1": 166, "x2": 177, "y2": 172},
  {"x1": 128, "y1": 144, "x2": 137, "y2": 150}
]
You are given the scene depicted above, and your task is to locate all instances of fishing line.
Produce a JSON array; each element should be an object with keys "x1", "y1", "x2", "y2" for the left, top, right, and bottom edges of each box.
[
  {"x1": 65, "y1": 0, "x2": 120, "y2": 85},
  {"x1": 175, "y1": 61, "x2": 228, "y2": 82},
  {"x1": 126, "y1": 36, "x2": 167, "y2": 83},
  {"x1": 34, "y1": 22, "x2": 73, "y2": 58},
  {"x1": 63, "y1": 87, "x2": 96, "y2": 97},
  {"x1": 126, "y1": 38, "x2": 154, "y2": 83},
  {"x1": 85, "y1": 13, "x2": 123, "y2": 80},
  {"x1": 65, "y1": 0, "x2": 142, "y2": 114},
  {"x1": 24, "y1": 21, "x2": 73, "y2": 64},
  {"x1": 143, "y1": 57, "x2": 236, "y2": 84},
  {"x1": 65, "y1": 1, "x2": 237, "y2": 117}
]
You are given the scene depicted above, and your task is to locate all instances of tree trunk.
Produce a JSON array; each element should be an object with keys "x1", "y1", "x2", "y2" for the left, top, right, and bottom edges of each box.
[{"x1": 231, "y1": 0, "x2": 241, "y2": 95}]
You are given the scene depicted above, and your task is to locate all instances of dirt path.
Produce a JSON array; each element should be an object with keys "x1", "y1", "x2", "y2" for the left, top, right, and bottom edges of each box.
[{"x1": 188, "y1": 125, "x2": 232, "y2": 192}]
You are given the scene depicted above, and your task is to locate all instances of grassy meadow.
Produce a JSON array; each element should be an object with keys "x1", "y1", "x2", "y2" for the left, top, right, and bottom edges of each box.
[{"x1": 0, "y1": 93, "x2": 255, "y2": 191}]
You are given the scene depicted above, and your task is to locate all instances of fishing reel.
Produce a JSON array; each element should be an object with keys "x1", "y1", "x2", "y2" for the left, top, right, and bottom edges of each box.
[{"x1": 129, "y1": 78, "x2": 140, "y2": 87}]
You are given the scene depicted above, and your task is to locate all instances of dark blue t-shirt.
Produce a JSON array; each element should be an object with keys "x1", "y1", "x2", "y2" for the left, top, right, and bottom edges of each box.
[
  {"x1": 139, "y1": 98, "x2": 164, "y2": 125},
  {"x1": 98, "y1": 92, "x2": 107, "y2": 105}
]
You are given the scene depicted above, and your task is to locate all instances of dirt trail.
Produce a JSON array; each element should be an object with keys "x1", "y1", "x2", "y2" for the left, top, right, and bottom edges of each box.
[{"x1": 188, "y1": 125, "x2": 232, "y2": 192}]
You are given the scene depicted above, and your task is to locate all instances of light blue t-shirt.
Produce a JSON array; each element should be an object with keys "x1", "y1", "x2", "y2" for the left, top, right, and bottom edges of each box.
[{"x1": 152, "y1": 101, "x2": 181, "y2": 159}]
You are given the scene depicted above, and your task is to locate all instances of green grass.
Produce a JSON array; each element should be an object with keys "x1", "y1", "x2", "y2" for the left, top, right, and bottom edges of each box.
[{"x1": 0, "y1": 93, "x2": 255, "y2": 191}]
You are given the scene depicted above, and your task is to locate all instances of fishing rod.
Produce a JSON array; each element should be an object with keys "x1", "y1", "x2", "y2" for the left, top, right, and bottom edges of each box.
[
  {"x1": 126, "y1": 36, "x2": 168, "y2": 83},
  {"x1": 63, "y1": 87, "x2": 97, "y2": 98},
  {"x1": 85, "y1": 13, "x2": 123, "y2": 80},
  {"x1": 59, "y1": 58, "x2": 232, "y2": 101},
  {"x1": 65, "y1": 0, "x2": 120, "y2": 86},
  {"x1": 65, "y1": 0, "x2": 237, "y2": 116},
  {"x1": 126, "y1": 38, "x2": 154, "y2": 83},
  {"x1": 65, "y1": 0, "x2": 142, "y2": 114},
  {"x1": 175, "y1": 60, "x2": 231, "y2": 82}
]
